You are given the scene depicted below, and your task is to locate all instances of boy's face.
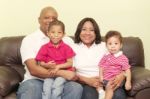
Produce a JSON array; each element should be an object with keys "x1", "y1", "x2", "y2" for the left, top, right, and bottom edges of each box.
[
  {"x1": 47, "y1": 25, "x2": 64, "y2": 45},
  {"x1": 106, "y1": 36, "x2": 122, "y2": 54}
]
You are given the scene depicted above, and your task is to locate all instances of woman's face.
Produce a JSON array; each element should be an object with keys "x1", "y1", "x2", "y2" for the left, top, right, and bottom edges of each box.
[{"x1": 80, "y1": 21, "x2": 96, "y2": 47}]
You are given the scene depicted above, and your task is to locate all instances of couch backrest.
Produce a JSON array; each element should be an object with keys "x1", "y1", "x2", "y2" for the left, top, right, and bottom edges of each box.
[
  {"x1": 122, "y1": 37, "x2": 144, "y2": 67},
  {"x1": 0, "y1": 36, "x2": 145, "y2": 68},
  {"x1": 70, "y1": 36, "x2": 145, "y2": 67},
  {"x1": 0, "y1": 36, "x2": 25, "y2": 78}
]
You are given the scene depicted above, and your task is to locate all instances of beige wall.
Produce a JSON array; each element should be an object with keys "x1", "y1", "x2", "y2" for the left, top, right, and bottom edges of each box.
[{"x1": 0, "y1": 0, "x2": 150, "y2": 69}]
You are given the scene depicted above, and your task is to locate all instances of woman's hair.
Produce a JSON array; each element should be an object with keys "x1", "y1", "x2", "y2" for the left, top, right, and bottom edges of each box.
[
  {"x1": 74, "y1": 17, "x2": 101, "y2": 44},
  {"x1": 105, "y1": 30, "x2": 123, "y2": 43},
  {"x1": 48, "y1": 20, "x2": 65, "y2": 33}
]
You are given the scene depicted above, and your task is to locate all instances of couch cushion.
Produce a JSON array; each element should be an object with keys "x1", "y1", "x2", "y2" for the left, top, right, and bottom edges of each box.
[
  {"x1": 0, "y1": 36, "x2": 24, "y2": 66},
  {"x1": 0, "y1": 66, "x2": 21, "y2": 96},
  {"x1": 128, "y1": 67, "x2": 150, "y2": 96},
  {"x1": 122, "y1": 37, "x2": 144, "y2": 67}
]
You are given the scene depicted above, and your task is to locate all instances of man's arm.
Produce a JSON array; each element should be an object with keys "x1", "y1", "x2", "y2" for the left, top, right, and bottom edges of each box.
[
  {"x1": 25, "y1": 58, "x2": 75, "y2": 80},
  {"x1": 25, "y1": 59, "x2": 52, "y2": 78}
]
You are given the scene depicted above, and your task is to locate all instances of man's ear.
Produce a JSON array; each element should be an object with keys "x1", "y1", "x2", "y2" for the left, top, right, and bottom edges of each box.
[
  {"x1": 47, "y1": 31, "x2": 50, "y2": 36},
  {"x1": 63, "y1": 32, "x2": 66, "y2": 37},
  {"x1": 38, "y1": 17, "x2": 40, "y2": 24},
  {"x1": 121, "y1": 43, "x2": 123, "y2": 48}
]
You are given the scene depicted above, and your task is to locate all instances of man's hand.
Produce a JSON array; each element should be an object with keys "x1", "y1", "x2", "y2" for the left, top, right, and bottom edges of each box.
[{"x1": 48, "y1": 69, "x2": 57, "y2": 77}]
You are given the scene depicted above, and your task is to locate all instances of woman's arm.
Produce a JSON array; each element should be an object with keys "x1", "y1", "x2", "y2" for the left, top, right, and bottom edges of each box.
[
  {"x1": 77, "y1": 75, "x2": 100, "y2": 88},
  {"x1": 99, "y1": 67, "x2": 103, "y2": 82},
  {"x1": 109, "y1": 71, "x2": 126, "y2": 89}
]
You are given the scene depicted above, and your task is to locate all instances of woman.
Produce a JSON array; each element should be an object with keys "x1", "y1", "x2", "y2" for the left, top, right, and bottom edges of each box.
[{"x1": 73, "y1": 17, "x2": 126, "y2": 99}]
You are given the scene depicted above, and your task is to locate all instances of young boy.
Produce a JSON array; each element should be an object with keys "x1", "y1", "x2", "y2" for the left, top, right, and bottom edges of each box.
[
  {"x1": 36, "y1": 20, "x2": 75, "y2": 99},
  {"x1": 98, "y1": 30, "x2": 131, "y2": 99}
]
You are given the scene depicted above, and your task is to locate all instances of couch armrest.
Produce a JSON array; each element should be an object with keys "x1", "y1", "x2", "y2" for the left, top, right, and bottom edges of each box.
[
  {"x1": 0, "y1": 66, "x2": 21, "y2": 96},
  {"x1": 128, "y1": 67, "x2": 150, "y2": 96}
]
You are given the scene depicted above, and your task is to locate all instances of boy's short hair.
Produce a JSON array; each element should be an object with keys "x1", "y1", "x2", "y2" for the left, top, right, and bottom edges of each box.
[
  {"x1": 105, "y1": 30, "x2": 123, "y2": 43},
  {"x1": 48, "y1": 20, "x2": 65, "y2": 33}
]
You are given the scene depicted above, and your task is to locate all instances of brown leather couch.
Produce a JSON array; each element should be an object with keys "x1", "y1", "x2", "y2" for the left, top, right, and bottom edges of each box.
[{"x1": 0, "y1": 36, "x2": 150, "y2": 99}]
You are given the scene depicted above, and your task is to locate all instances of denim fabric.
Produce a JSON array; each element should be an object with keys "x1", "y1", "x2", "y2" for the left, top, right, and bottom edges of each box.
[
  {"x1": 81, "y1": 84, "x2": 126, "y2": 99},
  {"x1": 17, "y1": 79, "x2": 83, "y2": 99},
  {"x1": 62, "y1": 81, "x2": 83, "y2": 99},
  {"x1": 42, "y1": 77, "x2": 66, "y2": 99},
  {"x1": 17, "y1": 79, "x2": 43, "y2": 99},
  {"x1": 103, "y1": 80, "x2": 126, "y2": 99}
]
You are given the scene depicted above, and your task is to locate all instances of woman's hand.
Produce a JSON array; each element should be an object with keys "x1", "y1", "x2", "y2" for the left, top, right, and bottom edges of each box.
[
  {"x1": 89, "y1": 77, "x2": 101, "y2": 88},
  {"x1": 78, "y1": 75, "x2": 101, "y2": 88},
  {"x1": 109, "y1": 72, "x2": 125, "y2": 90}
]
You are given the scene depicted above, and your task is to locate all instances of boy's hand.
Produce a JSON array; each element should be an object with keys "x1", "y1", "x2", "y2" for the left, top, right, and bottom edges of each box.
[
  {"x1": 47, "y1": 61, "x2": 56, "y2": 68},
  {"x1": 125, "y1": 81, "x2": 132, "y2": 90}
]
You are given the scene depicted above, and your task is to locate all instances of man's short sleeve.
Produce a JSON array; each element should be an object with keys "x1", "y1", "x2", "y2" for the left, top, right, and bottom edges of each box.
[{"x1": 20, "y1": 37, "x2": 37, "y2": 64}]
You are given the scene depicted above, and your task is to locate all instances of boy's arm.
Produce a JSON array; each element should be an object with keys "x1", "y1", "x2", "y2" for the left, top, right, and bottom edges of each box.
[
  {"x1": 99, "y1": 67, "x2": 103, "y2": 82},
  {"x1": 56, "y1": 58, "x2": 73, "y2": 69},
  {"x1": 39, "y1": 61, "x2": 56, "y2": 69},
  {"x1": 125, "y1": 68, "x2": 132, "y2": 90},
  {"x1": 125, "y1": 69, "x2": 131, "y2": 82}
]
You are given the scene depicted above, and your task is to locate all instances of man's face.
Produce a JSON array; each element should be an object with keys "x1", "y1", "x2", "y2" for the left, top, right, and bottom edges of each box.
[{"x1": 38, "y1": 10, "x2": 57, "y2": 34}]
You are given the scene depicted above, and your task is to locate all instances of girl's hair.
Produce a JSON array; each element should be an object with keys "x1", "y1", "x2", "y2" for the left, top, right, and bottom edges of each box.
[
  {"x1": 105, "y1": 30, "x2": 123, "y2": 43},
  {"x1": 48, "y1": 20, "x2": 65, "y2": 33},
  {"x1": 74, "y1": 17, "x2": 101, "y2": 44}
]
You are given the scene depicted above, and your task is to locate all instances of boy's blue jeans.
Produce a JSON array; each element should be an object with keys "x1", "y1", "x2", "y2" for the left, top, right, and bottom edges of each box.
[{"x1": 42, "y1": 77, "x2": 66, "y2": 99}]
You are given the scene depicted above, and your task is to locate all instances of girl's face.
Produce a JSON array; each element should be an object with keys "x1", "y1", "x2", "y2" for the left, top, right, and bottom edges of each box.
[
  {"x1": 47, "y1": 25, "x2": 64, "y2": 45},
  {"x1": 80, "y1": 21, "x2": 96, "y2": 47},
  {"x1": 106, "y1": 36, "x2": 122, "y2": 54}
]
